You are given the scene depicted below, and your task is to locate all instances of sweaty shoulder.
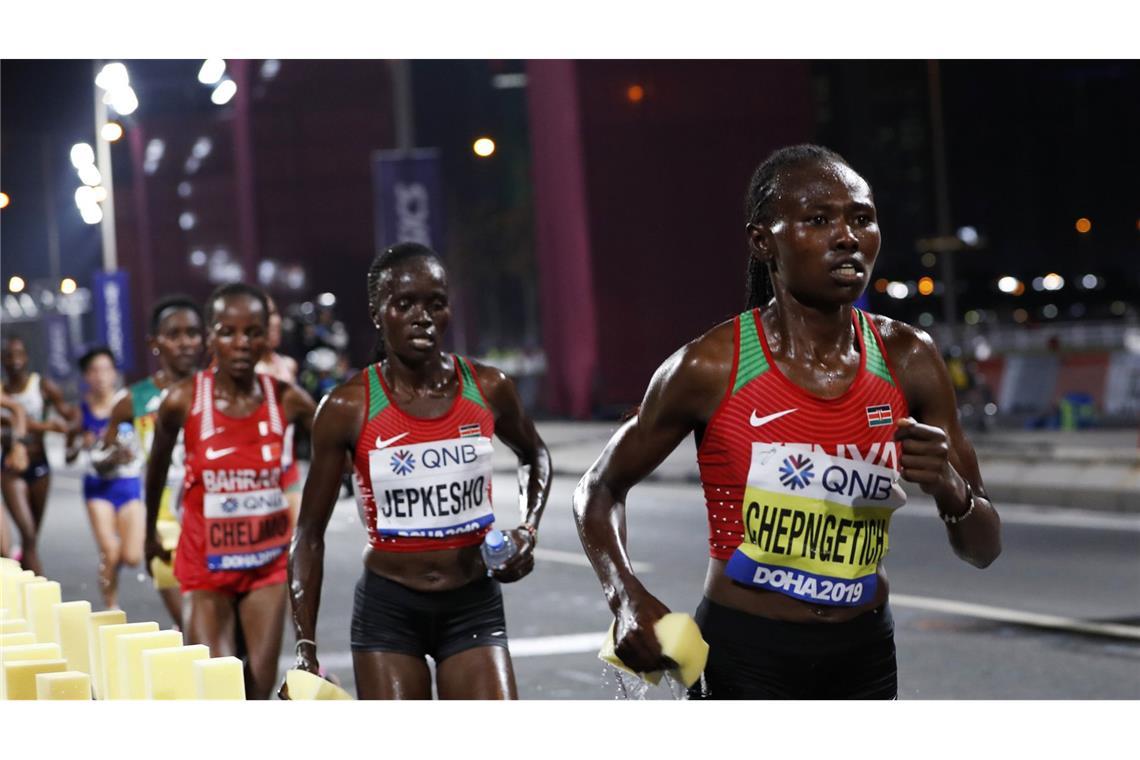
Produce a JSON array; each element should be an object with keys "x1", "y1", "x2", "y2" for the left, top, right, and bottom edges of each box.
[
  {"x1": 161, "y1": 376, "x2": 196, "y2": 412},
  {"x1": 644, "y1": 317, "x2": 735, "y2": 425},
  {"x1": 867, "y1": 312, "x2": 943, "y2": 395}
]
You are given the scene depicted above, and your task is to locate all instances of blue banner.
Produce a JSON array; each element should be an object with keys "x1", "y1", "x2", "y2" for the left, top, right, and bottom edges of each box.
[
  {"x1": 44, "y1": 314, "x2": 73, "y2": 382},
  {"x1": 93, "y1": 270, "x2": 134, "y2": 373},
  {"x1": 372, "y1": 149, "x2": 445, "y2": 254}
]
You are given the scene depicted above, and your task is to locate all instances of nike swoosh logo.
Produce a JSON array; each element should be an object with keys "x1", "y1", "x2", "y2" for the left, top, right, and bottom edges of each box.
[
  {"x1": 374, "y1": 432, "x2": 409, "y2": 449},
  {"x1": 204, "y1": 447, "x2": 238, "y2": 460},
  {"x1": 749, "y1": 408, "x2": 798, "y2": 427}
]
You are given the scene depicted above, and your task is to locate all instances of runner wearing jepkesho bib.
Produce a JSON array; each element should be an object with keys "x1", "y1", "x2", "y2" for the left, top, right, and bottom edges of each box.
[
  {"x1": 144, "y1": 284, "x2": 316, "y2": 699},
  {"x1": 284, "y1": 242, "x2": 551, "y2": 701},
  {"x1": 575, "y1": 144, "x2": 1002, "y2": 700}
]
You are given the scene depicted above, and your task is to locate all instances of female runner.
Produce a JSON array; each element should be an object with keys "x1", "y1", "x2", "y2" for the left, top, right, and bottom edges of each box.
[
  {"x1": 574, "y1": 144, "x2": 1002, "y2": 699},
  {"x1": 255, "y1": 294, "x2": 302, "y2": 522},
  {"x1": 145, "y1": 284, "x2": 316, "y2": 699},
  {"x1": 283, "y1": 242, "x2": 551, "y2": 700}
]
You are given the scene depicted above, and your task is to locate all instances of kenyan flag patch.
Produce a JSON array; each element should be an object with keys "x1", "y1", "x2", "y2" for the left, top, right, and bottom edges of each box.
[
  {"x1": 459, "y1": 423, "x2": 482, "y2": 438},
  {"x1": 866, "y1": 404, "x2": 893, "y2": 427}
]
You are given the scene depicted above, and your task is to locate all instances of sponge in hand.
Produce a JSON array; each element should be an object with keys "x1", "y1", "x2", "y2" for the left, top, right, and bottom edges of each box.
[{"x1": 598, "y1": 612, "x2": 709, "y2": 689}]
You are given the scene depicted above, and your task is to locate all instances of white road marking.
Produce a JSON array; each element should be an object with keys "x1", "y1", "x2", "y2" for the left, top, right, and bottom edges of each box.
[
  {"x1": 896, "y1": 501, "x2": 1140, "y2": 532},
  {"x1": 891, "y1": 593, "x2": 1140, "y2": 640},
  {"x1": 536, "y1": 547, "x2": 652, "y2": 573}
]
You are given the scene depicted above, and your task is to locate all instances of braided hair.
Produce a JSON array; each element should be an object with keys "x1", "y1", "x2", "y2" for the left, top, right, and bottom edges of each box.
[
  {"x1": 743, "y1": 144, "x2": 850, "y2": 309},
  {"x1": 366, "y1": 242, "x2": 443, "y2": 363},
  {"x1": 205, "y1": 282, "x2": 269, "y2": 327}
]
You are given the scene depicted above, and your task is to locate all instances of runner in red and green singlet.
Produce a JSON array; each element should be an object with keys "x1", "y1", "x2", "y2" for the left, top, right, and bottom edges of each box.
[
  {"x1": 575, "y1": 144, "x2": 1002, "y2": 699},
  {"x1": 283, "y1": 242, "x2": 551, "y2": 700}
]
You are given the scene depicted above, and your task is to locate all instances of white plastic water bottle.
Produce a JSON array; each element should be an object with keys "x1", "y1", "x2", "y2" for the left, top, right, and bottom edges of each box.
[
  {"x1": 480, "y1": 529, "x2": 516, "y2": 574},
  {"x1": 117, "y1": 421, "x2": 138, "y2": 457}
]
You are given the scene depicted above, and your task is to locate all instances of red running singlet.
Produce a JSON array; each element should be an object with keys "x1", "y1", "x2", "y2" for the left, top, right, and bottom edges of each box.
[
  {"x1": 697, "y1": 309, "x2": 909, "y2": 607},
  {"x1": 175, "y1": 371, "x2": 292, "y2": 594},
  {"x1": 353, "y1": 356, "x2": 496, "y2": 553}
]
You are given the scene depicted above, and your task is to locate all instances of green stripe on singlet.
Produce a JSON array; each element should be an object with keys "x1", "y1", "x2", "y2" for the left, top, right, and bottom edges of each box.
[
  {"x1": 367, "y1": 365, "x2": 390, "y2": 420},
  {"x1": 859, "y1": 310, "x2": 896, "y2": 386},
  {"x1": 456, "y1": 356, "x2": 489, "y2": 410},
  {"x1": 733, "y1": 309, "x2": 770, "y2": 394}
]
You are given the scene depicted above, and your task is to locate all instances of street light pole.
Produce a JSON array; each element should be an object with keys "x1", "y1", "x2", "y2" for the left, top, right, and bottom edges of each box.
[{"x1": 93, "y1": 59, "x2": 118, "y2": 273}]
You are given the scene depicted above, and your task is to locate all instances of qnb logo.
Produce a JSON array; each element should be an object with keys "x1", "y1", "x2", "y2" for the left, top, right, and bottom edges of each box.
[
  {"x1": 221, "y1": 497, "x2": 241, "y2": 514},
  {"x1": 778, "y1": 454, "x2": 815, "y2": 491},
  {"x1": 390, "y1": 450, "x2": 416, "y2": 476}
]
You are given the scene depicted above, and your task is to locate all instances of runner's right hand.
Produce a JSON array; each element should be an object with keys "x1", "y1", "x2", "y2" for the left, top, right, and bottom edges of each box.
[
  {"x1": 613, "y1": 591, "x2": 673, "y2": 674},
  {"x1": 144, "y1": 536, "x2": 172, "y2": 573},
  {"x1": 277, "y1": 654, "x2": 322, "y2": 700}
]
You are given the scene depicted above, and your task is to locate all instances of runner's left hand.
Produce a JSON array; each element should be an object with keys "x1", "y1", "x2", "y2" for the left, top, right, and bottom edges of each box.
[
  {"x1": 894, "y1": 417, "x2": 963, "y2": 499},
  {"x1": 490, "y1": 527, "x2": 536, "y2": 583}
]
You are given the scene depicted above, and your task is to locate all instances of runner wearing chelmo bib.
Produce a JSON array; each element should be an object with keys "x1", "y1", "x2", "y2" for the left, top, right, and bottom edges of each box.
[
  {"x1": 145, "y1": 284, "x2": 316, "y2": 699},
  {"x1": 575, "y1": 144, "x2": 1002, "y2": 699},
  {"x1": 283, "y1": 242, "x2": 551, "y2": 700}
]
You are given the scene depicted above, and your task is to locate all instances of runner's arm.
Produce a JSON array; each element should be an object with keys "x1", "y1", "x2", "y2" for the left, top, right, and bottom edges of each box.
[
  {"x1": 38, "y1": 377, "x2": 78, "y2": 434},
  {"x1": 573, "y1": 335, "x2": 728, "y2": 673},
  {"x1": 473, "y1": 362, "x2": 552, "y2": 583},
  {"x1": 280, "y1": 380, "x2": 317, "y2": 434},
  {"x1": 144, "y1": 381, "x2": 192, "y2": 568},
  {"x1": 285, "y1": 381, "x2": 362, "y2": 686},
  {"x1": 91, "y1": 391, "x2": 135, "y2": 475},
  {"x1": 885, "y1": 321, "x2": 1002, "y2": 568}
]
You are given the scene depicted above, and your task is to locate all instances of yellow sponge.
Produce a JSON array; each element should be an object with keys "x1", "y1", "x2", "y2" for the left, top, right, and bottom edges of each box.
[
  {"x1": 36, "y1": 670, "x2": 92, "y2": 700},
  {"x1": 598, "y1": 612, "x2": 709, "y2": 688},
  {"x1": 285, "y1": 668, "x2": 353, "y2": 700}
]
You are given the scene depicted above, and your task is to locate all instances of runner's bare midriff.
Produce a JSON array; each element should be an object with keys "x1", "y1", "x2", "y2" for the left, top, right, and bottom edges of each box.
[{"x1": 364, "y1": 544, "x2": 485, "y2": 591}]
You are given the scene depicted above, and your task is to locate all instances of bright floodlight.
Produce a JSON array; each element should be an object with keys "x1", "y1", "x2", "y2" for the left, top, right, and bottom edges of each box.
[
  {"x1": 211, "y1": 79, "x2": 237, "y2": 105},
  {"x1": 198, "y1": 58, "x2": 226, "y2": 85},
  {"x1": 192, "y1": 137, "x2": 213, "y2": 159},
  {"x1": 60, "y1": 278, "x2": 78, "y2": 295},
  {"x1": 92, "y1": 186, "x2": 108, "y2": 203},
  {"x1": 0, "y1": 192, "x2": 9, "y2": 209},
  {"x1": 1081, "y1": 274, "x2": 1098, "y2": 289},
  {"x1": 957, "y1": 226, "x2": 979, "y2": 246},
  {"x1": 101, "y1": 122, "x2": 124, "y2": 142},
  {"x1": 78, "y1": 164, "x2": 102, "y2": 187},
  {"x1": 1042, "y1": 273, "x2": 1065, "y2": 291},
  {"x1": 108, "y1": 85, "x2": 139, "y2": 116},
  {"x1": 95, "y1": 62, "x2": 129, "y2": 91},
  {"x1": 997, "y1": 276, "x2": 1020, "y2": 294},
  {"x1": 70, "y1": 143, "x2": 96, "y2": 168},
  {"x1": 80, "y1": 204, "x2": 103, "y2": 225},
  {"x1": 317, "y1": 292, "x2": 337, "y2": 307},
  {"x1": 260, "y1": 59, "x2": 281, "y2": 80},
  {"x1": 190, "y1": 249, "x2": 208, "y2": 267},
  {"x1": 473, "y1": 137, "x2": 496, "y2": 157},
  {"x1": 9, "y1": 276, "x2": 25, "y2": 293},
  {"x1": 74, "y1": 186, "x2": 97, "y2": 208},
  {"x1": 886, "y1": 281, "x2": 909, "y2": 300},
  {"x1": 179, "y1": 212, "x2": 196, "y2": 231}
]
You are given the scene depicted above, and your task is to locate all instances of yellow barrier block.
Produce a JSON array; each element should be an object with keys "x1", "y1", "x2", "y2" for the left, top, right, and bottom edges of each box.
[
  {"x1": 1, "y1": 632, "x2": 37, "y2": 647},
  {"x1": 285, "y1": 669, "x2": 353, "y2": 700},
  {"x1": 98, "y1": 622, "x2": 159, "y2": 700},
  {"x1": 193, "y1": 657, "x2": 245, "y2": 699},
  {"x1": 4, "y1": 658, "x2": 68, "y2": 699},
  {"x1": 36, "y1": 670, "x2": 92, "y2": 700},
  {"x1": 1, "y1": 570, "x2": 36, "y2": 617},
  {"x1": 86, "y1": 609, "x2": 127, "y2": 699},
  {"x1": 142, "y1": 645, "x2": 210, "y2": 700},
  {"x1": 118, "y1": 630, "x2": 183, "y2": 699},
  {"x1": 0, "y1": 643, "x2": 63, "y2": 699},
  {"x1": 23, "y1": 580, "x2": 62, "y2": 643},
  {"x1": 598, "y1": 612, "x2": 709, "y2": 688},
  {"x1": 53, "y1": 601, "x2": 92, "y2": 675},
  {"x1": 0, "y1": 619, "x2": 30, "y2": 635}
]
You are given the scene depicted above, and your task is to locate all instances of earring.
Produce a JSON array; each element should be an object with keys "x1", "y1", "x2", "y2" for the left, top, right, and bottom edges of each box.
[{"x1": 152, "y1": 348, "x2": 160, "y2": 356}]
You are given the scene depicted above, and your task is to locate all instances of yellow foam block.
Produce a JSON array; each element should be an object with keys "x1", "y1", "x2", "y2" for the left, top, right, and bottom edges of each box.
[
  {"x1": 1, "y1": 632, "x2": 37, "y2": 647},
  {"x1": 0, "y1": 608, "x2": 7, "y2": 619},
  {"x1": 193, "y1": 657, "x2": 245, "y2": 699},
  {"x1": 4, "y1": 658, "x2": 68, "y2": 699},
  {"x1": 598, "y1": 612, "x2": 709, "y2": 689},
  {"x1": 285, "y1": 668, "x2": 353, "y2": 700},
  {"x1": 23, "y1": 580, "x2": 62, "y2": 643},
  {"x1": 118, "y1": 630, "x2": 183, "y2": 699},
  {"x1": 36, "y1": 670, "x2": 92, "y2": 700},
  {"x1": 1, "y1": 570, "x2": 36, "y2": 617},
  {"x1": 142, "y1": 645, "x2": 210, "y2": 700},
  {"x1": 0, "y1": 642, "x2": 62, "y2": 699},
  {"x1": 0, "y1": 557, "x2": 22, "y2": 574},
  {"x1": 86, "y1": 609, "x2": 127, "y2": 699},
  {"x1": 98, "y1": 621, "x2": 158, "y2": 700},
  {"x1": 53, "y1": 601, "x2": 92, "y2": 675},
  {"x1": 1, "y1": 619, "x2": 30, "y2": 635}
]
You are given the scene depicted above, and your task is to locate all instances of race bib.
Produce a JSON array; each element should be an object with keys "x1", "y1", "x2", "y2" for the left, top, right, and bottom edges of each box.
[
  {"x1": 724, "y1": 443, "x2": 906, "y2": 606},
  {"x1": 203, "y1": 485, "x2": 291, "y2": 571},
  {"x1": 368, "y1": 437, "x2": 495, "y2": 539}
]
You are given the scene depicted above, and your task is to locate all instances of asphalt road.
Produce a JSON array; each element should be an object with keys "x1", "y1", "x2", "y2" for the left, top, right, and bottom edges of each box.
[{"x1": 18, "y1": 459, "x2": 1139, "y2": 700}]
